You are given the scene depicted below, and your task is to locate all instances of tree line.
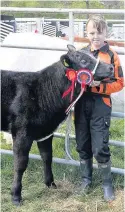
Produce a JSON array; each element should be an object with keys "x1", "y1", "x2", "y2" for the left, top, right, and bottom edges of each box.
[{"x1": 1, "y1": 0, "x2": 124, "y2": 20}]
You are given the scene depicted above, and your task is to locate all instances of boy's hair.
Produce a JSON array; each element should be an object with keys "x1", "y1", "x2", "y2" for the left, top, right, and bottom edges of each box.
[{"x1": 86, "y1": 14, "x2": 108, "y2": 33}]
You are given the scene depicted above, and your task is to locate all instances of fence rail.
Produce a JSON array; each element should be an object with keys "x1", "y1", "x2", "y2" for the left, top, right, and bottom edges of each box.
[
  {"x1": 0, "y1": 7, "x2": 125, "y2": 14},
  {"x1": 1, "y1": 45, "x2": 124, "y2": 55},
  {"x1": 15, "y1": 18, "x2": 125, "y2": 23},
  {"x1": 1, "y1": 149, "x2": 124, "y2": 175}
]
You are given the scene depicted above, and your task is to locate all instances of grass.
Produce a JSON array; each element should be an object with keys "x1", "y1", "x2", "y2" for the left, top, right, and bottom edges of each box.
[
  {"x1": 1, "y1": 117, "x2": 124, "y2": 212},
  {"x1": 1, "y1": 155, "x2": 124, "y2": 212}
]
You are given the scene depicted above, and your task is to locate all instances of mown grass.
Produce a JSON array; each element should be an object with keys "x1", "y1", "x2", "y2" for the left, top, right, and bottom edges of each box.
[{"x1": 1, "y1": 118, "x2": 124, "y2": 212}]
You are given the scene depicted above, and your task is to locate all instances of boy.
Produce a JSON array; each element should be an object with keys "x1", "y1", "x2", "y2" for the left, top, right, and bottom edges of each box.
[{"x1": 74, "y1": 15, "x2": 124, "y2": 201}]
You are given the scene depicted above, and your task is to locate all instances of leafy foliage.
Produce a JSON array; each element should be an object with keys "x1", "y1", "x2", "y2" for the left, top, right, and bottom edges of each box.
[{"x1": 1, "y1": 0, "x2": 124, "y2": 19}]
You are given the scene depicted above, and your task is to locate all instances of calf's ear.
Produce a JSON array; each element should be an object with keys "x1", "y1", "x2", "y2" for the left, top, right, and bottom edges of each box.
[
  {"x1": 67, "y1": 44, "x2": 76, "y2": 52},
  {"x1": 60, "y1": 55, "x2": 71, "y2": 67}
]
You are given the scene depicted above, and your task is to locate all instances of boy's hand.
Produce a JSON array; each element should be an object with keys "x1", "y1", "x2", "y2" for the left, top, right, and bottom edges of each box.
[{"x1": 90, "y1": 80, "x2": 101, "y2": 87}]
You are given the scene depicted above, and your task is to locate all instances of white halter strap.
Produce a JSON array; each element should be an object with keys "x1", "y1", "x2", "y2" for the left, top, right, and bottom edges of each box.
[
  {"x1": 36, "y1": 133, "x2": 53, "y2": 142},
  {"x1": 92, "y1": 57, "x2": 100, "y2": 75}
]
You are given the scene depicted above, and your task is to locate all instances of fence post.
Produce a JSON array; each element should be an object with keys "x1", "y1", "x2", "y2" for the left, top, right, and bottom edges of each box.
[
  {"x1": 36, "y1": 18, "x2": 41, "y2": 33},
  {"x1": 69, "y1": 11, "x2": 74, "y2": 44}
]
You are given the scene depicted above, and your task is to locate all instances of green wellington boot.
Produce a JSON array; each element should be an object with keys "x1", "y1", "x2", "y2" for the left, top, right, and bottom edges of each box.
[
  {"x1": 80, "y1": 158, "x2": 93, "y2": 194},
  {"x1": 98, "y1": 161, "x2": 115, "y2": 201}
]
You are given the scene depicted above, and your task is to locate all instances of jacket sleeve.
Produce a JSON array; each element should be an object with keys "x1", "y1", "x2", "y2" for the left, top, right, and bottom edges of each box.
[{"x1": 98, "y1": 51, "x2": 124, "y2": 95}]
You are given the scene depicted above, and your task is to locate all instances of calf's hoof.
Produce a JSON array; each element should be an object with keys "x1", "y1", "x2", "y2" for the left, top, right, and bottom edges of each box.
[
  {"x1": 47, "y1": 182, "x2": 57, "y2": 189},
  {"x1": 12, "y1": 196, "x2": 22, "y2": 206},
  {"x1": 51, "y1": 182, "x2": 57, "y2": 189}
]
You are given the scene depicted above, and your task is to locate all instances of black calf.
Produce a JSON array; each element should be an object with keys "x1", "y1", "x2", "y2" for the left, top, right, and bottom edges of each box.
[{"x1": 1, "y1": 45, "x2": 114, "y2": 205}]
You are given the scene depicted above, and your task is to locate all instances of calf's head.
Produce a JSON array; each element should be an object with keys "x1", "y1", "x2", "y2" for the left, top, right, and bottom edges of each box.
[{"x1": 61, "y1": 44, "x2": 114, "y2": 81}]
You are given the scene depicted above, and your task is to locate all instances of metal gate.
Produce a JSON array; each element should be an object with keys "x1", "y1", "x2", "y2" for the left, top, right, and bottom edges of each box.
[{"x1": 0, "y1": 22, "x2": 14, "y2": 42}]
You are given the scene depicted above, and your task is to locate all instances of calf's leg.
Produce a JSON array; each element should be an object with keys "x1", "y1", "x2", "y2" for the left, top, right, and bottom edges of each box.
[
  {"x1": 11, "y1": 133, "x2": 33, "y2": 206},
  {"x1": 37, "y1": 137, "x2": 57, "y2": 188}
]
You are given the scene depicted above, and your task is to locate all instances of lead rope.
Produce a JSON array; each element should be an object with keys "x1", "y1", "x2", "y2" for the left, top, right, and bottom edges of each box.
[{"x1": 65, "y1": 84, "x2": 85, "y2": 115}]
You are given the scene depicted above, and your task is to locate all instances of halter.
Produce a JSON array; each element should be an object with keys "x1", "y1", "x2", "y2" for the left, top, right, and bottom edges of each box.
[
  {"x1": 92, "y1": 58, "x2": 100, "y2": 75},
  {"x1": 62, "y1": 57, "x2": 100, "y2": 114}
]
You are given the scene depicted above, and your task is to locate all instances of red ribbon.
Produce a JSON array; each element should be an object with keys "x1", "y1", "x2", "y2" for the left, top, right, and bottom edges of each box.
[
  {"x1": 62, "y1": 69, "x2": 77, "y2": 102},
  {"x1": 62, "y1": 68, "x2": 93, "y2": 103}
]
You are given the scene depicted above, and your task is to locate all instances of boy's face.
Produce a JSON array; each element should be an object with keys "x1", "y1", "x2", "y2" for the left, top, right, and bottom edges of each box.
[{"x1": 87, "y1": 20, "x2": 107, "y2": 50}]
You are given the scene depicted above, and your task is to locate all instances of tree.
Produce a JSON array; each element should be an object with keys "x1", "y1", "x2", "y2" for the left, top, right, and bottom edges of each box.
[{"x1": 1, "y1": 0, "x2": 124, "y2": 19}]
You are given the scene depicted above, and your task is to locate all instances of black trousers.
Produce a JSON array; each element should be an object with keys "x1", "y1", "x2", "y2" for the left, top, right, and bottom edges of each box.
[{"x1": 74, "y1": 92, "x2": 112, "y2": 163}]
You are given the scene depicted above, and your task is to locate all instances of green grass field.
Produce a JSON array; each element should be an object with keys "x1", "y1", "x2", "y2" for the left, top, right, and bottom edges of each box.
[{"x1": 1, "y1": 118, "x2": 124, "y2": 212}]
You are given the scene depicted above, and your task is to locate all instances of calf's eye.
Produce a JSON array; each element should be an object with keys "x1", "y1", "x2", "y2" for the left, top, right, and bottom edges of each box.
[{"x1": 110, "y1": 67, "x2": 113, "y2": 71}]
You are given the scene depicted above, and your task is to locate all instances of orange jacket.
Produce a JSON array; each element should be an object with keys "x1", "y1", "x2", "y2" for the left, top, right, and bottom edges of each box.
[{"x1": 82, "y1": 43, "x2": 124, "y2": 96}]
